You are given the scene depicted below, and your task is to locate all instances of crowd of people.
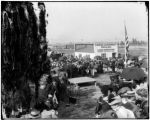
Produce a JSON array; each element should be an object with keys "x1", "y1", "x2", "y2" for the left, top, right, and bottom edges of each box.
[
  {"x1": 3, "y1": 52, "x2": 148, "y2": 119},
  {"x1": 95, "y1": 59, "x2": 148, "y2": 118},
  {"x1": 19, "y1": 53, "x2": 120, "y2": 118},
  {"x1": 50, "y1": 54, "x2": 105, "y2": 78}
]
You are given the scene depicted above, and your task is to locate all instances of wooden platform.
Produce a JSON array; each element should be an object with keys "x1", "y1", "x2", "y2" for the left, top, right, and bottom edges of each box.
[{"x1": 68, "y1": 77, "x2": 96, "y2": 86}]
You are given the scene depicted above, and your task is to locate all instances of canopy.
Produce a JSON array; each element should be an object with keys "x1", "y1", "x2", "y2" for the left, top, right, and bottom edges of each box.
[{"x1": 121, "y1": 67, "x2": 146, "y2": 81}]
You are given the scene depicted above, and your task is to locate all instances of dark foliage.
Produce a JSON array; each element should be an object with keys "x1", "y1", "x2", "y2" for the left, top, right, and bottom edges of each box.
[{"x1": 1, "y1": 1, "x2": 49, "y2": 116}]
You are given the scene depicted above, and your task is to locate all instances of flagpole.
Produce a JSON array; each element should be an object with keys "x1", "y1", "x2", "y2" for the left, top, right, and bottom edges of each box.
[
  {"x1": 124, "y1": 28, "x2": 127, "y2": 68},
  {"x1": 124, "y1": 21, "x2": 127, "y2": 68}
]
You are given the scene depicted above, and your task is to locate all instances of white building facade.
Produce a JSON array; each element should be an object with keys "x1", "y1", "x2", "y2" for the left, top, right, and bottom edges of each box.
[
  {"x1": 94, "y1": 42, "x2": 119, "y2": 59},
  {"x1": 75, "y1": 42, "x2": 119, "y2": 59}
]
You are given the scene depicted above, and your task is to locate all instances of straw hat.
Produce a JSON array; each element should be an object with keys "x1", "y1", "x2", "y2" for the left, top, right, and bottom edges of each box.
[
  {"x1": 127, "y1": 90, "x2": 135, "y2": 94},
  {"x1": 28, "y1": 109, "x2": 41, "y2": 118},
  {"x1": 121, "y1": 90, "x2": 135, "y2": 97},
  {"x1": 117, "y1": 87, "x2": 131, "y2": 95}
]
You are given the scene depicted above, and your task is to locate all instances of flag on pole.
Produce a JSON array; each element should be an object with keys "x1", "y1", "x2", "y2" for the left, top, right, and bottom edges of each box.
[{"x1": 124, "y1": 24, "x2": 129, "y2": 67}]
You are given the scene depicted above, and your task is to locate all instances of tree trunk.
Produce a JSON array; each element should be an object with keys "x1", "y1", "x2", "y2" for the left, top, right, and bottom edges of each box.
[{"x1": 35, "y1": 80, "x2": 39, "y2": 100}]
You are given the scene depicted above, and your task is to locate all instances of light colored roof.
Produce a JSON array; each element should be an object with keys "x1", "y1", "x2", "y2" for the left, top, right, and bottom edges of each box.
[
  {"x1": 52, "y1": 49, "x2": 74, "y2": 55},
  {"x1": 75, "y1": 44, "x2": 94, "y2": 53},
  {"x1": 68, "y1": 77, "x2": 96, "y2": 84}
]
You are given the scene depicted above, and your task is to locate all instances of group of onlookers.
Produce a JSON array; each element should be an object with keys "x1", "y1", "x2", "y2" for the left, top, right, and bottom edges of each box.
[
  {"x1": 2, "y1": 53, "x2": 148, "y2": 118},
  {"x1": 21, "y1": 70, "x2": 70, "y2": 118},
  {"x1": 50, "y1": 57, "x2": 104, "y2": 78},
  {"x1": 95, "y1": 59, "x2": 148, "y2": 118},
  {"x1": 21, "y1": 56, "x2": 107, "y2": 118}
]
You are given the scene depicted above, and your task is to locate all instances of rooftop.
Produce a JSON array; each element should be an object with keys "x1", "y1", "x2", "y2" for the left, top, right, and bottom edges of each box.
[{"x1": 75, "y1": 44, "x2": 94, "y2": 53}]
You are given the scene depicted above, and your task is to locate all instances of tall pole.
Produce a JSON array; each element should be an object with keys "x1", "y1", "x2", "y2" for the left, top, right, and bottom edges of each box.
[
  {"x1": 125, "y1": 31, "x2": 127, "y2": 68},
  {"x1": 74, "y1": 41, "x2": 76, "y2": 57},
  {"x1": 124, "y1": 21, "x2": 129, "y2": 68}
]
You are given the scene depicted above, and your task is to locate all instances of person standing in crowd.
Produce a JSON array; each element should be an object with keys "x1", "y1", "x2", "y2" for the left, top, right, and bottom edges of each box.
[
  {"x1": 50, "y1": 70, "x2": 60, "y2": 101},
  {"x1": 90, "y1": 61, "x2": 95, "y2": 77},
  {"x1": 67, "y1": 61, "x2": 73, "y2": 78},
  {"x1": 86, "y1": 65, "x2": 90, "y2": 76},
  {"x1": 111, "y1": 59, "x2": 116, "y2": 73},
  {"x1": 100, "y1": 60, "x2": 103, "y2": 73},
  {"x1": 30, "y1": 74, "x2": 51, "y2": 112},
  {"x1": 58, "y1": 71, "x2": 70, "y2": 106}
]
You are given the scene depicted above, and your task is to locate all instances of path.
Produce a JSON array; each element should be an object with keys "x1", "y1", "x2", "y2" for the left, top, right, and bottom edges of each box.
[{"x1": 58, "y1": 73, "x2": 112, "y2": 118}]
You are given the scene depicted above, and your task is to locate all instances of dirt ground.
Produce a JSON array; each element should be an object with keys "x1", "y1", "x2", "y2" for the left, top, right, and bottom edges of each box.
[{"x1": 58, "y1": 73, "x2": 113, "y2": 118}]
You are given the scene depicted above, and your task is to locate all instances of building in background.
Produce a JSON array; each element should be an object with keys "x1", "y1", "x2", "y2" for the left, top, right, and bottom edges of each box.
[
  {"x1": 75, "y1": 44, "x2": 95, "y2": 59},
  {"x1": 75, "y1": 42, "x2": 119, "y2": 59},
  {"x1": 94, "y1": 42, "x2": 119, "y2": 58}
]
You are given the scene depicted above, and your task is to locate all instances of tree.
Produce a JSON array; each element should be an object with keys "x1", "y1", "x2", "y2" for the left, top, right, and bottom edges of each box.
[{"x1": 1, "y1": 2, "x2": 49, "y2": 117}]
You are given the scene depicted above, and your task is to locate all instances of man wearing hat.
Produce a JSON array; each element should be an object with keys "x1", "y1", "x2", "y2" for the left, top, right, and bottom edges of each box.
[
  {"x1": 109, "y1": 96, "x2": 135, "y2": 118},
  {"x1": 28, "y1": 109, "x2": 41, "y2": 119},
  {"x1": 121, "y1": 91, "x2": 141, "y2": 118},
  {"x1": 21, "y1": 109, "x2": 41, "y2": 119},
  {"x1": 58, "y1": 71, "x2": 70, "y2": 106}
]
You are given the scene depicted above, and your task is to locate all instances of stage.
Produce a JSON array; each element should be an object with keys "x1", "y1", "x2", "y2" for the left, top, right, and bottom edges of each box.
[{"x1": 68, "y1": 77, "x2": 96, "y2": 86}]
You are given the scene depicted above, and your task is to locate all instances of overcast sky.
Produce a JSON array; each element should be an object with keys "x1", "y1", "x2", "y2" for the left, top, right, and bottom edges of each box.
[{"x1": 36, "y1": 2, "x2": 148, "y2": 44}]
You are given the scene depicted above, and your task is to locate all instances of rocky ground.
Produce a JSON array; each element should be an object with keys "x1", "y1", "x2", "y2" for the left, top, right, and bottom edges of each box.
[{"x1": 58, "y1": 73, "x2": 113, "y2": 118}]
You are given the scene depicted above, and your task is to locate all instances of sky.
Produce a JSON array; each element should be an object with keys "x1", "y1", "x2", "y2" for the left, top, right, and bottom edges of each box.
[{"x1": 35, "y1": 2, "x2": 148, "y2": 44}]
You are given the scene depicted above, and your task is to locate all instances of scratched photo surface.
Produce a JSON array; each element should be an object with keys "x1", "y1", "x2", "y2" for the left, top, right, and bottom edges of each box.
[{"x1": 1, "y1": 1, "x2": 149, "y2": 119}]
